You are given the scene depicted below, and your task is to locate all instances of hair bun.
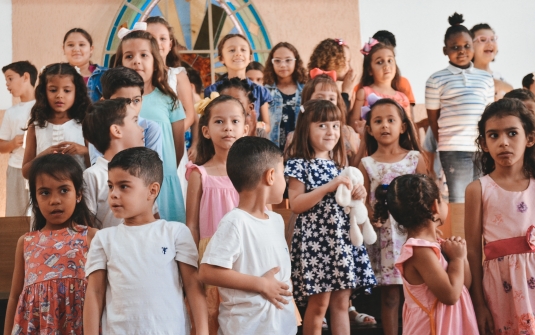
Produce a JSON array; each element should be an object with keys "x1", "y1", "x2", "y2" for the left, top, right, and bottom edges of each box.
[{"x1": 448, "y1": 12, "x2": 465, "y2": 26}]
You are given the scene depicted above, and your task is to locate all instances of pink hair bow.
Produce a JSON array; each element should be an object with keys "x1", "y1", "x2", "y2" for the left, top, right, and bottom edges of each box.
[
  {"x1": 360, "y1": 93, "x2": 382, "y2": 120},
  {"x1": 310, "y1": 68, "x2": 337, "y2": 81},
  {"x1": 360, "y1": 37, "x2": 379, "y2": 56},
  {"x1": 334, "y1": 38, "x2": 347, "y2": 46},
  {"x1": 117, "y1": 22, "x2": 147, "y2": 40}
]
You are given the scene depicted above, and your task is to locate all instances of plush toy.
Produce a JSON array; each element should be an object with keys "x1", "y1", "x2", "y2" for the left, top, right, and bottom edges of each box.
[{"x1": 335, "y1": 166, "x2": 377, "y2": 247}]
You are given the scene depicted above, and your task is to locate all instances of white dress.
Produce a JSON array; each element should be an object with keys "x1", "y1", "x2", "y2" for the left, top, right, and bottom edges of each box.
[
  {"x1": 168, "y1": 67, "x2": 189, "y2": 202},
  {"x1": 34, "y1": 119, "x2": 86, "y2": 169}
]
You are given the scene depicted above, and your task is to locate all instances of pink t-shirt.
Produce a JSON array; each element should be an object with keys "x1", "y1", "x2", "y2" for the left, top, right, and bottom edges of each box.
[{"x1": 185, "y1": 162, "x2": 239, "y2": 239}]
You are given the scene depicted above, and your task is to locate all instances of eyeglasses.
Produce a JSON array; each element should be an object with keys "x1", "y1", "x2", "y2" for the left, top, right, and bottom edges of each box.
[
  {"x1": 448, "y1": 44, "x2": 473, "y2": 52},
  {"x1": 473, "y1": 35, "x2": 498, "y2": 44},
  {"x1": 272, "y1": 58, "x2": 296, "y2": 66}
]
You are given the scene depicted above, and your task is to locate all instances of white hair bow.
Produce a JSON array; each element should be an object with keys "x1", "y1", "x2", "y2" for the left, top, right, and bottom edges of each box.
[{"x1": 117, "y1": 22, "x2": 147, "y2": 40}]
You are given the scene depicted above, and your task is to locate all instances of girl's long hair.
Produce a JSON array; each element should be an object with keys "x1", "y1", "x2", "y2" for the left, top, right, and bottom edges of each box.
[
  {"x1": 359, "y1": 43, "x2": 400, "y2": 91},
  {"x1": 263, "y1": 42, "x2": 307, "y2": 86},
  {"x1": 28, "y1": 154, "x2": 97, "y2": 231},
  {"x1": 29, "y1": 63, "x2": 90, "y2": 128},
  {"x1": 285, "y1": 99, "x2": 346, "y2": 167},
  {"x1": 364, "y1": 99, "x2": 422, "y2": 156},
  {"x1": 301, "y1": 74, "x2": 347, "y2": 117},
  {"x1": 145, "y1": 16, "x2": 182, "y2": 68},
  {"x1": 114, "y1": 30, "x2": 178, "y2": 108}
]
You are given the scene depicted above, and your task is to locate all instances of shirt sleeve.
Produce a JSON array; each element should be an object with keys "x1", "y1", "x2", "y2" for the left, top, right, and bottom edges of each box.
[
  {"x1": 87, "y1": 143, "x2": 102, "y2": 166},
  {"x1": 201, "y1": 218, "x2": 241, "y2": 269},
  {"x1": 258, "y1": 85, "x2": 273, "y2": 105},
  {"x1": 85, "y1": 230, "x2": 108, "y2": 276},
  {"x1": 425, "y1": 75, "x2": 441, "y2": 110},
  {"x1": 140, "y1": 118, "x2": 163, "y2": 160},
  {"x1": 169, "y1": 99, "x2": 186, "y2": 123},
  {"x1": 174, "y1": 224, "x2": 199, "y2": 267},
  {"x1": 0, "y1": 110, "x2": 13, "y2": 141},
  {"x1": 204, "y1": 84, "x2": 217, "y2": 98},
  {"x1": 83, "y1": 169, "x2": 97, "y2": 216},
  {"x1": 284, "y1": 158, "x2": 307, "y2": 184}
]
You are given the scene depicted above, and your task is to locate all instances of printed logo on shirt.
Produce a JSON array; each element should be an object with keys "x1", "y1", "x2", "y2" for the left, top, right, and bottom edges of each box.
[{"x1": 162, "y1": 247, "x2": 168, "y2": 254}]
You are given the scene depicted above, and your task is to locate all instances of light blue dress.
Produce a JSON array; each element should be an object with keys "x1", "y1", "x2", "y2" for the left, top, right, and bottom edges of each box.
[{"x1": 140, "y1": 88, "x2": 185, "y2": 223}]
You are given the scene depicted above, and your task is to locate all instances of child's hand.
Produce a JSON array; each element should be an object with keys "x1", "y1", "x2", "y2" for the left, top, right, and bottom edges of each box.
[
  {"x1": 56, "y1": 141, "x2": 88, "y2": 156},
  {"x1": 342, "y1": 68, "x2": 357, "y2": 95},
  {"x1": 441, "y1": 236, "x2": 467, "y2": 260},
  {"x1": 259, "y1": 267, "x2": 292, "y2": 310},
  {"x1": 11, "y1": 135, "x2": 24, "y2": 149},
  {"x1": 475, "y1": 304, "x2": 495, "y2": 335},
  {"x1": 353, "y1": 120, "x2": 366, "y2": 138},
  {"x1": 327, "y1": 175, "x2": 351, "y2": 193},
  {"x1": 351, "y1": 183, "x2": 367, "y2": 201}
]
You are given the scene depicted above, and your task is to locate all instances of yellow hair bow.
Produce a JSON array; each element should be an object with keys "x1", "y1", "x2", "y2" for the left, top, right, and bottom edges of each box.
[{"x1": 195, "y1": 92, "x2": 220, "y2": 116}]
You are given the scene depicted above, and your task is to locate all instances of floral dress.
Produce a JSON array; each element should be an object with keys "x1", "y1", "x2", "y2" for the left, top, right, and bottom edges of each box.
[
  {"x1": 361, "y1": 151, "x2": 419, "y2": 285},
  {"x1": 11, "y1": 226, "x2": 89, "y2": 335},
  {"x1": 285, "y1": 158, "x2": 376, "y2": 305}
]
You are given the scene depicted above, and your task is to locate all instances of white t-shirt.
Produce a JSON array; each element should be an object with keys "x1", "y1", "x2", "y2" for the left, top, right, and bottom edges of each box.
[
  {"x1": 85, "y1": 220, "x2": 198, "y2": 334},
  {"x1": 201, "y1": 208, "x2": 297, "y2": 335},
  {"x1": 0, "y1": 100, "x2": 34, "y2": 168},
  {"x1": 83, "y1": 156, "x2": 158, "y2": 228}
]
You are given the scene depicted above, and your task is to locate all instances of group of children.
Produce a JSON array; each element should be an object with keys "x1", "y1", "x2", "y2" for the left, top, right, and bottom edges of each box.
[{"x1": 2, "y1": 11, "x2": 535, "y2": 335}]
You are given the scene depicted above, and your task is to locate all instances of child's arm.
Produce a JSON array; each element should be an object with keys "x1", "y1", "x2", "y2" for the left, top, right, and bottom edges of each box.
[
  {"x1": 3, "y1": 236, "x2": 25, "y2": 335},
  {"x1": 349, "y1": 88, "x2": 366, "y2": 130},
  {"x1": 185, "y1": 169, "x2": 202, "y2": 246},
  {"x1": 287, "y1": 175, "x2": 351, "y2": 214},
  {"x1": 172, "y1": 120, "x2": 185, "y2": 168},
  {"x1": 415, "y1": 153, "x2": 429, "y2": 175},
  {"x1": 179, "y1": 262, "x2": 208, "y2": 334},
  {"x1": 87, "y1": 227, "x2": 99, "y2": 246},
  {"x1": 176, "y1": 72, "x2": 196, "y2": 130},
  {"x1": 465, "y1": 180, "x2": 494, "y2": 334},
  {"x1": 199, "y1": 264, "x2": 292, "y2": 309},
  {"x1": 83, "y1": 270, "x2": 107, "y2": 335},
  {"x1": 463, "y1": 258, "x2": 472, "y2": 289},
  {"x1": 358, "y1": 162, "x2": 375, "y2": 222},
  {"x1": 0, "y1": 135, "x2": 23, "y2": 154},
  {"x1": 259, "y1": 103, "x2": 271, "y2": 134},
  {"x1": 427, "y1": 109, "x2": 440, "y2": 142}
]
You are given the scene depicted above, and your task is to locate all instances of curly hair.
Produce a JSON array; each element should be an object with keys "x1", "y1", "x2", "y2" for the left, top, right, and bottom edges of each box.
[
  {"x1": 359, "y1": 42, "x2": 400, "y2": 90},
  {"x1": 444, "y1": 13, "x2": 472, "y2": 45},
  {"x1": 263, "y1": 42, "x2": 307, "y2": 85},
  {"x1": 307, "y1": 38, "x2": 346, "y2": 77},
  {"x1": 29, "y1": 63, "x2": 90, "y2": 128},
  {"x1": 217, "y1": 77, "x2": 256, "y2": 104},
  {"x1": 374, "y1": 174, "x2": 441, "y2": 234},
  {"x1": 146, "y1": 16, "x2": 182, "y2": 68},
  {"x1": 114, "y1": 30, "x2": 178, "y2": 108},
  {"x1": 476, "y1": 98, "x2": 535, "y2": 177}
]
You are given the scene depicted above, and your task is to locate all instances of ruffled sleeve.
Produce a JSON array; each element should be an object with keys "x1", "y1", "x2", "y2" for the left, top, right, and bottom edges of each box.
[
  {"x1": 284, "y1": 158, "x2": 308, "y2": 184},
  {"x1": 185, "y1": 161, "x2": 205, "y2": 182},
  {"x1": 395, "y1": 238, "x2": 441, "y2": 276}
]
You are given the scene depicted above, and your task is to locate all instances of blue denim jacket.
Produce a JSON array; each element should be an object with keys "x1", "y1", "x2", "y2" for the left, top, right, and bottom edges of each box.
[
  {"x1": 265, "y1": 82, "x2": 304, "y2": 147},
  {"x1": 87, "y1": 65, "x2": 107, "y2": 102}
]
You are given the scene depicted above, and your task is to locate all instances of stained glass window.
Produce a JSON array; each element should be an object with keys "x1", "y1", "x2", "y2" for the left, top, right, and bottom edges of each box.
[{"x1": 103, "y1": 0, "x2": 272, "y2": 86}]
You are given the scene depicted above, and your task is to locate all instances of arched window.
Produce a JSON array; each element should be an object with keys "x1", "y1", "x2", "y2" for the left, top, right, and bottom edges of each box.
[{"x1": 104, "y1": 0, "x2": 271, "y2": 86}]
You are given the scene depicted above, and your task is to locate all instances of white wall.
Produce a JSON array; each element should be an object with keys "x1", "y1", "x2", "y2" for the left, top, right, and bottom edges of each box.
[
  {"x1": 359, "y1": 0, "x2": 535, "y2": 103},
  {"x1": 0, "y1": 0, "x2": 12, "y2": 109}
]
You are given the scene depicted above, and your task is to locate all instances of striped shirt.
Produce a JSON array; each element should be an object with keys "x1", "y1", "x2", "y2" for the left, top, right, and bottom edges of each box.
[{"x1": 425, "y1": 63, "x2": 494, "y2": 152}]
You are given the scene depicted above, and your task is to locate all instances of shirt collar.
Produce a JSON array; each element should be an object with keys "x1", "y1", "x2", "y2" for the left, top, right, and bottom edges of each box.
[{"x1": 447, "y1": 62, "x2": 475, "y2": 74}]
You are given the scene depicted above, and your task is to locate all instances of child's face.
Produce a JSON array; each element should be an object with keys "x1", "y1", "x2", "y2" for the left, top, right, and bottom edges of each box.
[
  {"x1": 272, "y1": 47, "x2": 296, "y2": 81},
  {"x1": 110, "y1": 87, "x2": 143, "y2": 114},
  {"x1": 63, "y1": 32, "x2": 93, "y2": 67},
  {"x1": 367, "y1": 104, "x2": 406, "y2": 146},
  {"x1": 310, "y1": 84, "x2": 337, "y2": 105},
  {"x1": 202, "y1": 100, "x2": 248, "y2": 151},
  {"x1": 116, "y1": 104, "x2": 144, "y2": 149},
  {"x1": 35, "y1": 173, "x2": 80, "y2": 228},
  {"x1": 443, "y1": 32, "x2": 474, "y2": 67},
  {"x1": 219, "y1": 87, "x2": 256, "y2": 136},
  {"x1": 121, "y1": 39, "x2": 155, "y2": 86},
  {"x1": 482, "y1": 115, "x2": 534, "y2": 169},
  {"x1": 146, "y1": 23, "x2": 172, "y2": 60},
  {"x1": 308, "y1": 119, "x2": 341, "y2": 155},
  {"x1": 4, "y1": 69, "x2": 27, "y2": 98},
  {"x1": 268, "y1": 158, "x2": 286, "y2": 205},
  {"x1": 369, "y1": 48, "x2": 396, "y2": 84},
  {"x1": 472, "y1": 29, "x2": 497, "y2": 65},
  {"x1": 46, "y1": 75, "x2": 76, "y2": 114},
  {"x1": 220, "y1": 37, "x2": 251, "y2": 71},
  {"x1": 336, "y1": 46, "x2": 351, "y2": 81},
  {"x1": 246, "y1": 69, "x2": 264, "y2": 85},
  {"x1": 108, "y1": 168, "x2": 156, "y2": 219}
]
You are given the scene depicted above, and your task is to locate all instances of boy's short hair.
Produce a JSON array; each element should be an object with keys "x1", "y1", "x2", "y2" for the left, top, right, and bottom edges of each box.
[
  {"x1": 185, "y1": 66, "x2": 203, "y2": 95},
  {"x1": 246, "y1": 61, "x2": 265, "y2": 73},
  {"x1": 522, "y1": 73, "x2": 535, "y2": 90},
  {"x1": 108, "y1": 147, "x2": 163, "y2": 187},
  {"x1": 82, "y1": 98, "x2": 130, "y2": 153},
  {"x1": 216, "y1": 77, "x2": 256, "y2": 103},
  {"x1": 503, "y1": 88, "x2": 535, "y2": 102},
  {"x1": 101, "y1": 66, "x2": 144, "y2": 99},
  {"x1": 227, "y1": 137, "x2": 283, "y2": 192},
  {"x1": 2, "y1": 61, "x2": 38, "y2": 86}
]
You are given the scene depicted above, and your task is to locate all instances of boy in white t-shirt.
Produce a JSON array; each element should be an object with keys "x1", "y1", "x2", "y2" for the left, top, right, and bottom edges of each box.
[
  {"x1": 82, "y1": 98, "x2": 147, "y2": 228},
  {"x1": 200, "y1": 137, "x2": 297, "y2": 335},
  {"x1": 84, "y1": 147, "x2": 208, "y2": 334},
  {"x1": 0, "y1": 61, "x2": 36, "y2": 216}
]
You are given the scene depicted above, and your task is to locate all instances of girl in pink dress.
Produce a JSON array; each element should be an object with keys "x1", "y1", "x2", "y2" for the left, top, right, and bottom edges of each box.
[
  {"x1": 374, "y1": 173, "x2": 478, "y2": 335},
  {"x1": 466, "y1": 98, "x2": 535, "y2": 335},
  {"x1": 185, "y1": 94, "x2": 246, "y2": 334}
]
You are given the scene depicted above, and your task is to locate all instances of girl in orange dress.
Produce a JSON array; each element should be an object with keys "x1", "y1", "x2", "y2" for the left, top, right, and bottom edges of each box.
[{"x1": 4, "y1": 154, "x2": 97, "y2": 335}]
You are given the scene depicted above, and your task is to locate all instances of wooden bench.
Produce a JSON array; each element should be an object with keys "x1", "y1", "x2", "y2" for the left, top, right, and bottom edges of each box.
[{"x1": 0, "y1": 217, "x2": 30, "y2": 299}]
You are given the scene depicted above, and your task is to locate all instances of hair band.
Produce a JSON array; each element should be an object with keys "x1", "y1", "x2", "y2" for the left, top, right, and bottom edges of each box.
[
  {"x1": 117, "y1": 22, "x2": 147, "y2": 40},
  {"x1": 360, "y1": 37, "x2": 379, "y2": 56},
  {"x1": 194, "y1": 92, "x2": 220, "y2": 116},
  {"x1": 309, "y1": 68, "x2": 337, "y2": 81},
  {"x1": 300, "y1": 105, "x2": 305, "y2": 113}
]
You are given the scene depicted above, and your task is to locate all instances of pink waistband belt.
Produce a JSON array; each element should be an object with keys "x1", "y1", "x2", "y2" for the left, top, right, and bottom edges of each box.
[{"x1": 485, "y1": 226, "x2": 535, "y2": 261}]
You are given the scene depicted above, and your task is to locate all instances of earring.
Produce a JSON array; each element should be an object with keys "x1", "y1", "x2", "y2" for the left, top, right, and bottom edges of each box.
[{"x1": 76, "y1": 199, "x2": 80, "y2": 203}]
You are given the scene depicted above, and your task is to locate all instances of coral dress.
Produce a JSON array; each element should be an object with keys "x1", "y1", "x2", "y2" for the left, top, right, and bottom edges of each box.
[
  {"x1": 363, "y1": 86, "x2": 410, "y2": 112},
  {"x1": 480, "y1": 175, "x2": 535, "y2": 334},
  {"x1": 395, "y1": 238, "x2": 478, "y2": 335},
  {"x1": 11, "y1": 226, "x2": 89, "y2": 335},
  {"x1": 185, "y1": 162, "x2": 239, "y2": 335}
]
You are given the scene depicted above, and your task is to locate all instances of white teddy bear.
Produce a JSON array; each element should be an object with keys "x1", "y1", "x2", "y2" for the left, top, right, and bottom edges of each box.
[{"x1": 335, "y1": 166, "x2": 377, "y2": 247}]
